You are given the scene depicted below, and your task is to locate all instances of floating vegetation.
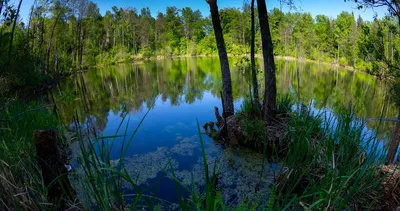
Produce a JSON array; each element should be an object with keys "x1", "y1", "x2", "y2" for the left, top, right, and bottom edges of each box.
[
  {"x1": 122, "y1": 147, "x2": 179, "y2": 187},
  {"x1": 173, "y1": 148, "x2": 279, "y2": 205},
  {"x1": 162, "y1": 122, "x2": 191, "y2": 134},
  {"x1": 170, "y1": 135, "x2": 199, "y2": 156},
  {"x1": 112, "y1": 134, "x2": 280, "y2": 205}
]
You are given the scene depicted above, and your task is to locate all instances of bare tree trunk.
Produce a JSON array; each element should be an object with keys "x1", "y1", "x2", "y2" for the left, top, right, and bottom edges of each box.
[
  {"x1": 391, "y1": 30, "x2": 394, "y2": 62},
  {"x1": 46, "y1": 13, "x2": 62, "y2": 74},
  {"x1": 26, "y1": 0, "x2": 37, "y2": 50},
  {"x1": 7, "y1": 0, "x2": 23, "y2": 64},
  {"x1": 251, "y1": 0, "x2": 259, "y2": 103},
  {"x1": 79, "y1": 28, "x2": 85, "y2": 69},
  {"x1": 39, "y1": 17, "x2": 45, "y2": 70},
  {"x1": 207, "y1": 0, "x2": 234, "y2": 117},
  {"x1": 257, "y1": 0, "x2": 277, "y2": 124},
  {"x1": 387, "y1": 107, "x2": 400, "y2": 164},
  {"x1": 121, "y1": 26, "x2": 124, "y2": 49}
]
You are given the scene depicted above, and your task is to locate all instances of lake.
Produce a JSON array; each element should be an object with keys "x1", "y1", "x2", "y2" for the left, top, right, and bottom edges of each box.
[{"x1": 53, "y1": 57, "x2": 398, "y2": 205}]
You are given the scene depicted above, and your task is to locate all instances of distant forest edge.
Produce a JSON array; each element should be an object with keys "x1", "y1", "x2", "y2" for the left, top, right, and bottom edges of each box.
[{"x1": 1, "y1": 1, "x2": 399, "y2": 95}]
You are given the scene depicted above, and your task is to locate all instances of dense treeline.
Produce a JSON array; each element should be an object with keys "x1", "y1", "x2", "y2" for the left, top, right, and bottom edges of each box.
[{"x1": 1, "y1": 0, "x2": 400, "y2": 96}]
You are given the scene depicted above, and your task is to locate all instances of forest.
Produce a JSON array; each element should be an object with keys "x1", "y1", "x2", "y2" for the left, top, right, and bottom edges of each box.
[
  {"x1": 1, "y1": 0, "x2": 400, "y2": 95},
  {"x1": 1, "y1": 0, "x2": 400, "y2": 210}
]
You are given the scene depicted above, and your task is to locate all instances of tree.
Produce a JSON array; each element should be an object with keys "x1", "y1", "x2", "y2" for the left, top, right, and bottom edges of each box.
[
  {"x1": 334, "y1": 12, "x2": 356, "y2": 65},
  {"x1": 206, "y1": 0, "x2": 234, "y2": 117},
  {"x1": 250, "y1": 0, "x2": 259, "y2": 102},
  {"x1": 314, "y1": 15, "x2": 334, "y2": 57},
  {"x1": 349, "y1": 0, "x2": 400, "y2": 164},
  {"x1": 350, "y1": 0, "x2": 400, "y2": 26},
  {"x1": 165, "y1": 7, "x2": 183, "y2": 55},
  {"x1": 7, "y1": 0, "x2": 22, "y2": 64},
  {"x1": 257, "y1": 0, "x2": 277, "y2": 124},
  {"x1": 181, "y1": 7, "x2": 203, "y2": 55},
  {"x1": 269, "y1": 8, "x2": 285, "y2": 55}
]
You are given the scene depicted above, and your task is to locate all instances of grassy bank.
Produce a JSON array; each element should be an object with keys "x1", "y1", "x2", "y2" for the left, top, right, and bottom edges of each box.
[
  {"x1": 0, "y1": 95, "x2": 397, "y2": 210},
  {"x1": 234, "y1": 94, "x2": 398, "y2": 210}
]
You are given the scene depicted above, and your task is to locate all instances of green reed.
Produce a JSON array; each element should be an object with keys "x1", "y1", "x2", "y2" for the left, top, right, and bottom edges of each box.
[{"x1": 272, "y1": 107, "x2": 387, "y2": 210}]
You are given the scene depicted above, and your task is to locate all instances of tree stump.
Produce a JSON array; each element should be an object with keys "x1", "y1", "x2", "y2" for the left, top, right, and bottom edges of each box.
[
  {"x1": 213, "y1": 106, "x2": 240, "y2": 147},
  {"x1": 33, "y1": 129, "x2": 75, "y2": 205}
]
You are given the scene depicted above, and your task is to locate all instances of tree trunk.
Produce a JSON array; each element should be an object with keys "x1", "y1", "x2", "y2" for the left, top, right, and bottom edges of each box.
[
  {"x1": 46, "y1": 13, "x2": 62, "y2": 74},
  {"x1": 251, "y1": 0, "x2": 259, "y2": 103},
  {"x1": 7, "y1": 0, "x2": 23, "y2": 65},
  {"x1": 207, "y1": 0, "x2": 234, "y2": 117},
  {"x1": 33, "y1": 129, "x2": 75, "y2": 204},
  {"x1": 387, "y1": 107, "x2": 400, "y2": 164},
  {"x1": 26, "y1": 1, "x2": 37, "y2": 50},
  {"x1": 257, "y1": 0, "x2": 277, "y2": 124}
]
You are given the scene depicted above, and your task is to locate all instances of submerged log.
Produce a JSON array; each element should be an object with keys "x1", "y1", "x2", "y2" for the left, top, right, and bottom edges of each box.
[{"x1": 33, "y1": 129, "x2": 75, "y2": 205}]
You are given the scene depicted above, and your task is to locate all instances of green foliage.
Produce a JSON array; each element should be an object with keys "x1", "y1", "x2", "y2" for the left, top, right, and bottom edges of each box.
[{"x1": 2, "y1": 1, "x2": 400, "y2": 94}]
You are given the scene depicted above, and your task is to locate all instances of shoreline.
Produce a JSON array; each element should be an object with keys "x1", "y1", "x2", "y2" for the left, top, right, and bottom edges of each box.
[{"x1": 92, "y1": 54, "x2": 364, "y2": 73}]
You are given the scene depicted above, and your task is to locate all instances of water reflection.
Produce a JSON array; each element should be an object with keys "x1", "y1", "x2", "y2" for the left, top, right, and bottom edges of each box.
[{"x1": 54, "y1": 57, "x2": 398, "y2": 204}]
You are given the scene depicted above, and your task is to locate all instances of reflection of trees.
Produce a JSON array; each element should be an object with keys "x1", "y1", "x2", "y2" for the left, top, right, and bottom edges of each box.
[
  {"x1": 54, "y1": 57, "x2": 249, "y2": 130},
  {"x1": 54, "y1": 58, "x2": 397, "y2": 137},
  {"x1": 274, "y1": 60, "x2": 398, "y2": 138}
]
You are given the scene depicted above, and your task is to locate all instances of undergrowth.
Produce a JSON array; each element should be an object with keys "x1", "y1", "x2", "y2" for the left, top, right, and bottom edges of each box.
[{"x1": 0, "y1": 102, "x2": 65, "y2": 210}]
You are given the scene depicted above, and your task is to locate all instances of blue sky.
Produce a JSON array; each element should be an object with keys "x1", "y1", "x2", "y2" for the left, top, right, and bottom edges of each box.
[{"x1": 16, "y1": 0, "x2": 388, "y2": 23}]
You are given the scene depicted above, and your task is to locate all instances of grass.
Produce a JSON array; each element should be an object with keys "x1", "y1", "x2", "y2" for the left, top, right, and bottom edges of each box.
[
  {"x1": 0, "y1": 101, "x2": 64, "y2": 210},
  {"x1": 234, "y1": 94, "x2": 390, "y2": 210},
  {"x1": 0, "y1": 95, "x2": 395, "y2": 210},
  {"x1": 271, "y1": 107, "x2": 388, "y2": 210}
]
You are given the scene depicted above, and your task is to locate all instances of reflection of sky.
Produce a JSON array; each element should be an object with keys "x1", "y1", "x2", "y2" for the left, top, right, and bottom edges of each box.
[{"x1": 97, "y1": 91, "x2": 243, "y2": 159}]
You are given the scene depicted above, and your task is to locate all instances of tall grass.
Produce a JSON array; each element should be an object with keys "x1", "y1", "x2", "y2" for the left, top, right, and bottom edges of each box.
[
  {"x1": 234, "y1": 93, "x2": 389, "y2": 209},
  {"x1": 0, "y1": 102, "x2": 64, "y2": 210},
  {"x1": 273, "y1": 107, "x2": 386, "y2": 210},
  {"x1": 0, "y1": 101, "x2": 222, "y2": 210}
]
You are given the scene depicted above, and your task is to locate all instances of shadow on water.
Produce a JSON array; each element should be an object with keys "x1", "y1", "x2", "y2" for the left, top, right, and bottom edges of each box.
[{"x1": 53, "y1": 57, "x2": 399, "y2": 205}]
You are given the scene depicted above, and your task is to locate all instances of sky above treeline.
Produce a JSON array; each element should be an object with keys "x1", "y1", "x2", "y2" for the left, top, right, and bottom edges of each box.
[{"x1": 16, "y1": 0, "x2": 388, "y2": 23}]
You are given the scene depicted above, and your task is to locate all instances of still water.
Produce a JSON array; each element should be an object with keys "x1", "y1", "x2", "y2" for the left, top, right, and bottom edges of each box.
[{"x1": 54, "y1": 57, "x2": 397, "y2": 204}]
